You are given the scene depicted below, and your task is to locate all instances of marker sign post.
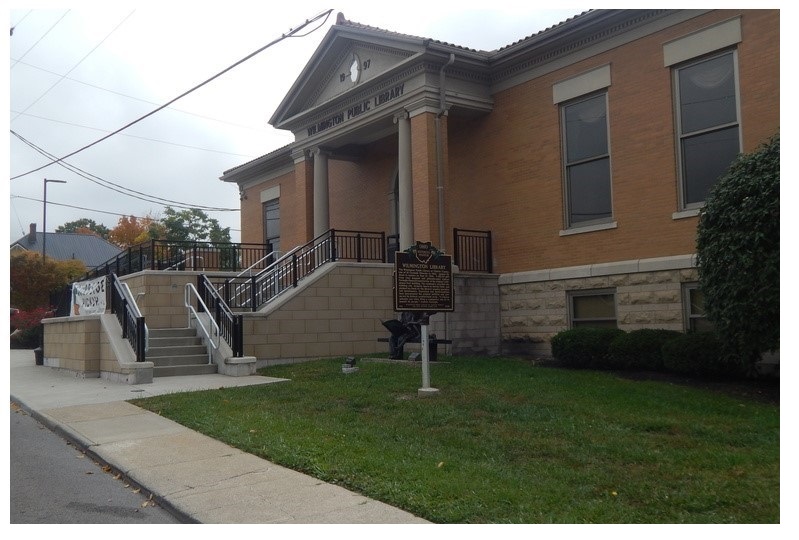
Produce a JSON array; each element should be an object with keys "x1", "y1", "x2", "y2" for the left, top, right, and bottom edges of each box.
[{"x1": 393, "y1": 242, "x2": 454, "y2": 396}]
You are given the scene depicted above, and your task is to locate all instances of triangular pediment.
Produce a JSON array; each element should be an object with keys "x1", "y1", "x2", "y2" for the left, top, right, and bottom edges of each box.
[{"x1": 270, "y1": 16, "x2": 427, "y2": 129}]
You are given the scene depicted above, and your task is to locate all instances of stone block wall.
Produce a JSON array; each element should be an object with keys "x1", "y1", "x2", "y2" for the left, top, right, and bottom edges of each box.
[
  {"x1": 241, "y1": 262, "x2": 502, "y2": 365},
  {"x1": 242, "y1": 262, "x2": 396, "y2": 365},
  {"x1": 122, "y1": 271, "x2": 204, "y2": 329},
  {"x1": 430, "y1": 272, "x2": 501, "y2": 356},
  {"x1": 42, "y1": 316, "x2": 102, "y2": 375},
  {"x1": 499, "y1": 255, "x2": 698, "y2": 357},
  {"x1": 42, "y1": 314, "x2": 153, "y2": 384}
]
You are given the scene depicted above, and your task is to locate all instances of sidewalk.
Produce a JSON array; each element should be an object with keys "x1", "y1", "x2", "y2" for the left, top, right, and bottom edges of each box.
[{"x1": 9, "y1": 349, "x2": 429, "y2": 524}]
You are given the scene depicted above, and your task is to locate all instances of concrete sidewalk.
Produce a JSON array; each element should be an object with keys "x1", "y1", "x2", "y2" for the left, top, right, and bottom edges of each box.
[{"x1": 9, "y1": 349, "x2": 429, "y2": 524}]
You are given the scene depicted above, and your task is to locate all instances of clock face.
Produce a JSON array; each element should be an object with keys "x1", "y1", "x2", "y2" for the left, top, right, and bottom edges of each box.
[{"x1": 349, "y1": 54, "x2": 360, "y2": 84}]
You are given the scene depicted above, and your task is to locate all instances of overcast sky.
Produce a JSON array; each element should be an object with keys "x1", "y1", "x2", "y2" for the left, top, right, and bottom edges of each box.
[{"x1": 5, "y1": 1, "x2": 597, "y2": 246}]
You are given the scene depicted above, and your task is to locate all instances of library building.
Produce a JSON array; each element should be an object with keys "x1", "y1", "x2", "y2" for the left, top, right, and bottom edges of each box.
[{"x1": 219, "y1": 9, "x2": 779, "y2": 359}]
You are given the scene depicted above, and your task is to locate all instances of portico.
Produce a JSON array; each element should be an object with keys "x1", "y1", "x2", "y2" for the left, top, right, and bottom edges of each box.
[{"x1": 259, "y1": 13, "x2": 492, "y2": 253}]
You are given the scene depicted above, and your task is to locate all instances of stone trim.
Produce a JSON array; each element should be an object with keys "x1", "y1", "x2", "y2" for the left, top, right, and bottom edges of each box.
[{"x1": 498, "y1": 254, "x2": 697, "y2": 285}]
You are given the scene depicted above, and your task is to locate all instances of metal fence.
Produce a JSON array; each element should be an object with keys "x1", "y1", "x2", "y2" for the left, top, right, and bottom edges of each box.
[{"x1": 453, "y1": 228, "x2": 493, "y2": 273}]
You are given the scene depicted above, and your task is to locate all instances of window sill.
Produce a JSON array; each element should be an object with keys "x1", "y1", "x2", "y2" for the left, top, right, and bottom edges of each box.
[
  {"x1": 672, "y1": 208, "x2": 701, "y2": 220},
  {"x1": 559, "y1": 221, "x2": 617, "y2": 236}
]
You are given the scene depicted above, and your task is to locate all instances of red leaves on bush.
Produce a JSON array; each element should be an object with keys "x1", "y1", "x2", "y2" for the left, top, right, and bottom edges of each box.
[{"x1": 11, "y1": 307, "x2": 54, "y2": 332}]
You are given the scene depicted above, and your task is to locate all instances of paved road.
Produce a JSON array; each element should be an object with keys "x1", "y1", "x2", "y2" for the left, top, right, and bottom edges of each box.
[{"x1": 10, "y1": 402, "x2": 181, "y2": 524}]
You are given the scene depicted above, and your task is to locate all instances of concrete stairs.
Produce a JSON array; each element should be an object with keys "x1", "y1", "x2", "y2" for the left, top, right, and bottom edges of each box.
[{"x1": 147, "y1": 328, "x2": 217, "y2": 377}]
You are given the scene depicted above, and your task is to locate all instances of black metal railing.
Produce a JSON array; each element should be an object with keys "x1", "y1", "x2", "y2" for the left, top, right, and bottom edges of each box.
[
  {"x1": 84, "y1": 239, "x2": 274, "y2": 281},
  {"x1": 453, "y1": 228, "x2": 493, "y2": 273},
  {"x1": 208, "y1": 229, "x2": 386, "y2": 312},
  {"x1": 197, "y1": 274, "x2": 244, "y2": 357},
  {"x1": 110, "y1": 274, "x2": 147, "y2": 362}
]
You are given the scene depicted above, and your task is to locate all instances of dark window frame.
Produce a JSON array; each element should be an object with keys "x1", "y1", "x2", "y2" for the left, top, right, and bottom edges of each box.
[
  {"x1": 262, "y1": 198, "x2": 280, "y2": 259},
  {"x1": 568, "y1": 288, "x2": 618, "y2": 329},
  {"x1": 674, "y1": 49, "x2": 741, "y2": 209},
  {"x1": 561, "y1": 91, "x2": 613, "y2": 229}
]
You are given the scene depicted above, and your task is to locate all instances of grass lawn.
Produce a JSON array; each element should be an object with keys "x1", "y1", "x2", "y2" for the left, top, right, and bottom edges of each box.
[{"x1": 130, "y1": 356, "x2": 779, "y2": 523}]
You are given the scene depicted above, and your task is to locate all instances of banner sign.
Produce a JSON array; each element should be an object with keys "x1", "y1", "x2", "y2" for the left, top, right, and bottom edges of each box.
[{"x1": 71, "y1": 276, "x2": 107, "y2": 316}]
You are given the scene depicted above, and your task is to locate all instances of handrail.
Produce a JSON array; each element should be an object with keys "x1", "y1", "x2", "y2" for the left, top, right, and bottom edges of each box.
[
  {"x1": 233, "y1": 249, "x2": 285, "y2": 279},
  {"x1": 166, "y1": 255, "x2": 204, "y2": 271},
  {"x1": 198, "y1": 274, "x2": 244, "y2": 357},
  {"x1": 119, "y1": 280, "x2": 149, "y2": 352},
  {"x1": 110, "y1": 274, "x2": 147, "y2": 362},
  {"x1": 221, "y1": 247, "x2": 301, "y2": 308},
  {"x1": 236, "y1": 229, "x2": 386, "y2": 312},
  {"x1": 184, "y1": 282, "x2": 220, "y2": 364}
]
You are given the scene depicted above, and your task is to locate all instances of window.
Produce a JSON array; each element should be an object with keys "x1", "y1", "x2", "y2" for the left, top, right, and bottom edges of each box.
[
  {"x1": 569, "y1": 290, "x2": 617, "y2": 329},
  {"x1": 262, "y1": 198, "x2": 280, "y2": 261},
  {"x1": 675, "y1": 51, "x2": 740, "y2": 208},
  {"x1": 561, "y1": 93, "x2": 612, "y2": 227},
  {"x1": 683, "y1": 283, "x2": 714, "y2": 332}
]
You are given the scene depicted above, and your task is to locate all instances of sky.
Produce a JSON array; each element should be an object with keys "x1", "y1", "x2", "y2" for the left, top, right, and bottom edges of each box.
[{"x1": 5, "y1": 1, "x2": 594, "y2": 246}]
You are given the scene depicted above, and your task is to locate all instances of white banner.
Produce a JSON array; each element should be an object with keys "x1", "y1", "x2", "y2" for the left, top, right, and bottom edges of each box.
[{"x1": 71, "y1": 276, "x2": 107, "y2": 316}]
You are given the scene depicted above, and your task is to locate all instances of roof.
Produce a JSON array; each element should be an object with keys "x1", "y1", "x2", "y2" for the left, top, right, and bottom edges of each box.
[
  {"x1": 11, "y1": 231, "x2": 123, "y2": 269},
  {"x1": 335, "y1": 10, "x2": 594, "y2": 55}
]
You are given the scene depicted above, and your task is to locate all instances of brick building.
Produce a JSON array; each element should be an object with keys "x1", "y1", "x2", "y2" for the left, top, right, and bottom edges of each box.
[{"x1": 220, "y1": 9, "x2": 779, "y2": 357}]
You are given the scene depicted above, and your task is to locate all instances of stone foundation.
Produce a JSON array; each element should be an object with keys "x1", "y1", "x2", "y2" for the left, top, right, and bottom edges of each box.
[{"x1": 498, "y1": 255, "x2": 698, "y2": 357}]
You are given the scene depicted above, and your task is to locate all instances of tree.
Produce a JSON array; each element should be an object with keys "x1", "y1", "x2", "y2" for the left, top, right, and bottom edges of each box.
[
  {"x1": 160, "y1": 207, "x2": 230, "y2": 244},
  {"x1": 107, "y1": 214, "x2": 158, "y2": 248},
  {"x1": 10, "y1": 251, "x2": 86, "y2": 310},
  {"x1": 695, "y1": 133, "x2": 779, "y2": 366},
  {"x1": 56, "y1": 218, "x2": 110, "y2": 238}
]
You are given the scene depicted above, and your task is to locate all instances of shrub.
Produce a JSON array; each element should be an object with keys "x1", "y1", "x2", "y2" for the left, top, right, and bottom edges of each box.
[
  {"x1": 10, "y1": 307, "x2": 53, "y2": 349},
  {"x1": 550, "y1": 327, "x2": 625, "y2": 369},
  {"x1": 661, "y1": 332, "x2": 743, "y2": 379},
  {"x1": 696, "y1": 133, "x2": 779, "y2": 364},
  {"x1": 608, "y1": 329, "x2": 683, "y2": 371}
]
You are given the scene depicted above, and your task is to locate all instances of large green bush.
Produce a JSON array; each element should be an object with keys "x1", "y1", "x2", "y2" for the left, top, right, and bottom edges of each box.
[
  {"x1": 550, "y1": 327, "x2": 625, "y2": 369},
  {"x1": 608, "y1": 329, "x2": 682, "y2": 371},
  {"x1": 696, "y1": 134, "x2": 779, "y2": 364},
  {"x1": 661, "y1": 332, "x2": 743, "y2": 379}
]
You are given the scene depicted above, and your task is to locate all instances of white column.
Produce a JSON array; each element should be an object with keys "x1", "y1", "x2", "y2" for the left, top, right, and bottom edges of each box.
[
  {"x1": 396, "y1": 112, "x2": 414, "y2": 250},
  {"x1": 312, "y1": 148, "x2": 329, "y2": 238}
]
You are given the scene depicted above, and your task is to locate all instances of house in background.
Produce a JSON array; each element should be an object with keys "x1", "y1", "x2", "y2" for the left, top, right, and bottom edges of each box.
[{"x1": 10, "y1": 223, "x2": 122, "y2": 269}]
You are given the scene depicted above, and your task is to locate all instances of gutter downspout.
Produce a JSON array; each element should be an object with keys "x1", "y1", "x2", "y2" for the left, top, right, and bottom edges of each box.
[
  {"x1": 436, "y1": 53, "x2": 455, "y2": 353},
  {"x1": 436, "y1": 53, "x2": 455, "y2": 252}
]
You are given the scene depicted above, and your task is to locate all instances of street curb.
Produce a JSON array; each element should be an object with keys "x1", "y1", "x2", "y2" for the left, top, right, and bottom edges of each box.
[{"x1": 10, "y1": 395, "x2": 199, "y2": 524}]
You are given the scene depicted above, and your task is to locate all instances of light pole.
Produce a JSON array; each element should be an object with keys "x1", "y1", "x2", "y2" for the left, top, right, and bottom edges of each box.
[{"x1": 42, "y1": 178, "x2": 67, "y2": 262}]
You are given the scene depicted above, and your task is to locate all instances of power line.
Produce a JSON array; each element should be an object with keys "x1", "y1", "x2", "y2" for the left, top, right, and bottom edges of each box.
[
  {"x1": 10, "y1": 9, "x2": 333, "y2": 181},
  {"x1": 9, "y1": 195, "x2": 240, "y2": 232},
  {"x1": 11, "y1": 10, "x2": 136, "y2": 123},
  {"x1": 10, "y1": 58, "x2": 269, "y2": 133},
  {"x1": 10, "y1": 10, "x2": 33, "y2": 37},
  {"x1": 11, "y1": 109, "x2": 258, "y2": 158},
  {"x1": 11, "y1": 129, "x2": 239, "y2": 212},
  {"x1": 10, "y1": 9, "x2": 70, "y2": 67}
]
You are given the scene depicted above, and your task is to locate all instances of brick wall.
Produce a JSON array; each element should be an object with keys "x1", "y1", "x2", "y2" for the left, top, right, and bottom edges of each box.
[{"x1": 446, "y1": 9, "x2": 779, "y2": 275}]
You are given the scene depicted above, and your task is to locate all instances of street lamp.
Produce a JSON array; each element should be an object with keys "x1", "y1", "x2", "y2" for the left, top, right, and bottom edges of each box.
[{"x1": 42, "y1": 178, "x2": 67, "y2": 262}]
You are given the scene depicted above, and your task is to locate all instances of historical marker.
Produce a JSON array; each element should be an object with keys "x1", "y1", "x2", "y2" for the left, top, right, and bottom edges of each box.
[{"x1": 393, "y1": 242, "x2": 454, "y2": 313}]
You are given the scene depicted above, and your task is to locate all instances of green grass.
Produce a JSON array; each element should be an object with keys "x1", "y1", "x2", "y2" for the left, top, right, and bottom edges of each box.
[{"x1": 130, "y1": 356, "x2": 779, "y2": 523}]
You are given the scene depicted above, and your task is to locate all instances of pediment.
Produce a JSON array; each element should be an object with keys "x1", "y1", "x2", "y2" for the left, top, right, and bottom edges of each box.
[{"x1": 270, "y1": 19, "x2": 425, "y2": 129}]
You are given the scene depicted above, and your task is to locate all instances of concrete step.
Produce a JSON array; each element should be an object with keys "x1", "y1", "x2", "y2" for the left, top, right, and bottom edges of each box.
[
  {"x1": 145, "y1": 327, "x2": 218, "y2": 378},
  {"x1": 148, "y1": 328, "x2": 196, "y2": 338},
  {"x1": 148, "y1": 335, "x2": 203, "y2": 348},
  {"x1": 149, "y1": 354, "x2": 209, "y2": 367},
  {"x1": 147, "y1": 344, "x2": 207, "y2": 358},
  {"x1": 154, "y1": 364, "x2": 218, "y2": 377}
]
